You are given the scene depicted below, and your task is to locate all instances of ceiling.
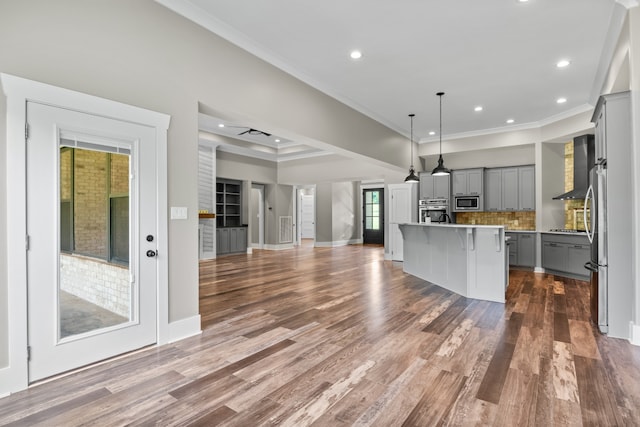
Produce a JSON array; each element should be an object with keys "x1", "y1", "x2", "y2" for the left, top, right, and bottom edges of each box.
[{"x1": 160, "y1": 0, "x2": 622, "y2": 158}]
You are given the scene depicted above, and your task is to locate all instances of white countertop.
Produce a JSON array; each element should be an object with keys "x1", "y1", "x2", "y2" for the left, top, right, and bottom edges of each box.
[{"x1": 401, "y1": 222, "x2": 504, "y2": 230}]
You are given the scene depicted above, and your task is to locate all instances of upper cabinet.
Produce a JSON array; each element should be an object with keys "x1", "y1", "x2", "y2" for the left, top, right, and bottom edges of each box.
[
  {"x1": 517, "y1": 166, "x2": 535, "y2": 211},
  {"x1": 419, "y1": 173, "x2": 450, "y2": 200},
  {"x1": 452, "y1": 168, "x2": 483, "y2": 196},
  {"x1": 484, "y1": 165, "x2": 535, "y2": 212}
]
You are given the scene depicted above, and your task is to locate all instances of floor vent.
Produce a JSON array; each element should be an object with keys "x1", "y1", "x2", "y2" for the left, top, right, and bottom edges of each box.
[{"x1": 280, "y1": 216, "x2": 293, "y2": 243}]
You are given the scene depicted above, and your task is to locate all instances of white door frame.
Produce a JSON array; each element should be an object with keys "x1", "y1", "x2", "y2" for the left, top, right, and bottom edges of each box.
[
  {"x1": 0, "y1": 73, "x2": 170, "y2": 395},
  {"x1": 251, "y1": 184, "x2": 265, "y2": 249}
]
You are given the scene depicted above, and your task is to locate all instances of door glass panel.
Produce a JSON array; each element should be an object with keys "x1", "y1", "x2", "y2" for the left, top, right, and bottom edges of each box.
[
  {"x1": 59, "y1": 147, "x2": 131, "y2": 340},
  {"x1": 364, "y1": 190, "x2": 381, "y2": 231}
]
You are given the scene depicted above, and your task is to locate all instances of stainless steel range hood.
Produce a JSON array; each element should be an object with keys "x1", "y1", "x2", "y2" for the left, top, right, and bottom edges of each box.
[{"x1": 553, "y1": 134, "x2": 595, "y2": 200}]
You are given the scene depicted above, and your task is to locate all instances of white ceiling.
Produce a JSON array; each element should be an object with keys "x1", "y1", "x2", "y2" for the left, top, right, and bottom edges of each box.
[{"x1": 161, "y1": 0, "x2": 622, "y2": 155}]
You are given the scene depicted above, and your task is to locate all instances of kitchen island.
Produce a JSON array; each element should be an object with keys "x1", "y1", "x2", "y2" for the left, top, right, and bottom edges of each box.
[{"x1": 398, "y1": 223, "x2": 507, "y2": 303}]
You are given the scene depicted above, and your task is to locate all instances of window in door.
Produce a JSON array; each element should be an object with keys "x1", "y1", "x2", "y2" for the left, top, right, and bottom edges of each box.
[{"x1": 363, "y1": 188, "x2": 384, "y2": 245}]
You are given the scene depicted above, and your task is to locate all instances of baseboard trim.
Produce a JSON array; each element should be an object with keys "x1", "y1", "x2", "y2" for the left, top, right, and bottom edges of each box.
[
  {"x1": 534, "y1": 267, "x2": 545, "y2": 274},
  {"x1": 168, "y1": 314, "x2": 201, "y2": 343},
  {"x1": 629, "y1": 322, "x2": 640, "y2": 346},
  {"x1": 263, "y1": 244, "x2": 294, "y2": 251},
  {"x1": 314, "y1": 239, "x2": 363, "y2": 248}
]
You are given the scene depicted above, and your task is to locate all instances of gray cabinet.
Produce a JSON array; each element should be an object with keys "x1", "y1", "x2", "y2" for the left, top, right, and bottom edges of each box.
[
  {"x1": 484, "y1": 169, "x2": 502, "y2": 211},
  {"x1": 483, "y1": 165, "x2": 534, "y2": 212},
  {"x1": 517, "y1": 233, "x2": 535, "y2": 267},
  {"x1": 542, "y1": 242, "x2": 566, "y2": 272},
  {"x1": 216, "y1": 178, "x2": 242, "y2": 227},
  {"x1": 506, "y1": 232, "x2": 535, "y2": 267},
  {"x1": 541, "y1": 233, "x2": 589, "y2": 279},
  {"x1": 501, "y1": 168, "x2": 518, "y2": 211},
  {"x1": 419, "y1": 173, "x2": 449, "y2": 200},
  {"x1": 518, "y1": 166, "x2": 535, "y2": 211},
  {"x1": 216, "y1": 227, "x2": 247, "y2": 255},
  {"x1": 506, "y1": 233, "x2": 518, "y2": 265},
  {"x1": 452, "y1": 168, "x2": 483, "y2": 196},
  {"x1": 567, "y1": 243, "x2": 590, "y2": 276}
]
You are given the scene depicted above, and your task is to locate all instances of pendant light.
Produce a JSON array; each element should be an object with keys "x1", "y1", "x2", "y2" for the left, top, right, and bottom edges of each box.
[
  {"x1": 431, "y1": 92, "x2": 451, "y2": 176},
  {"x1": 404, "y1": 113, "x2": 419, "y2": 182}
]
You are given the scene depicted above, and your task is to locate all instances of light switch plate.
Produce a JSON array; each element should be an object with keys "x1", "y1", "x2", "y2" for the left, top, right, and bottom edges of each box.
[{"x1": 171, "y1": 206, "x2": 188, "y2": 220}]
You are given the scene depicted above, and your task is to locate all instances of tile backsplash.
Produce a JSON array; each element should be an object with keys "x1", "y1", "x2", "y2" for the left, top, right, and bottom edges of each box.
[
  {"x1": 455, "y1": 211, "x2": 536, "y2": 230},
  {"x1": 564, "y1": 140, "x2": 587, "y2": 229}
]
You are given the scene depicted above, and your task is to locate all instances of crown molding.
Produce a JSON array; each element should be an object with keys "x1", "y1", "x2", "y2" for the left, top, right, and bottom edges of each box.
[{"x1": 616, "y1": 0, "x2": 639, "y2": 9}]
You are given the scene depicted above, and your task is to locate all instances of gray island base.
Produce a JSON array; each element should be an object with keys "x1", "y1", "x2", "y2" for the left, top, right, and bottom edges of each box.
[{"x1": 399, "y1": 223, "x2": 508, "y2": 303}]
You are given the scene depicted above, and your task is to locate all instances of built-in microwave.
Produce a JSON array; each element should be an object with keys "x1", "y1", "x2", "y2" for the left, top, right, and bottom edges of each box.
[{"x1": 454, "y1": 195, "x2": 481, "y2": 211}]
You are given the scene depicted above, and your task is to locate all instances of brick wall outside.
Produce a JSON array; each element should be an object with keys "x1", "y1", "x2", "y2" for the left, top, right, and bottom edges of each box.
[
  {"x1": 60, "y1": 149, "x2": 72, "y2": 200},
  {"x1": 110, "y1": 153, "x2": 129, "y2": 195},
  {"x1": 74, "y1": 149, "x2": 108, "y2": 257},
  {"x1": 60, "y1": 253, "x2": 130, "y2": 317}
]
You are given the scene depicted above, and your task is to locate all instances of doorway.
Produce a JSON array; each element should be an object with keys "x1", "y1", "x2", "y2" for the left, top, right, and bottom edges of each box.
[
  {"x1": 300, "y1": 193, "x2": 315, "y2": 240},
  {"x1": 251, "y1": 184, "x2": 265, "y2": 249},
  {"x1": 26, "y1": 102, "x2": 158, "y2": 382},
  {"x1": 363, "y1": 188, "x2": 384, "y2": 245}
]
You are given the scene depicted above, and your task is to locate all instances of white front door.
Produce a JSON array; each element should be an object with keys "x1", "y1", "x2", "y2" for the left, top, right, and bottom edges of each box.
[{"x1": 27, "y1": 101, "x2": 158, "y2": 382}]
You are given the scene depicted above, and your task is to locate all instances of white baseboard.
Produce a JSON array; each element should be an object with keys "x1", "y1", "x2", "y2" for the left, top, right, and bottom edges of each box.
[
  {"x1": 246, "y1": 247, "x2": 253, "y2": 254},
  {"x1": 168, "y1": 314, "x2": 201, "y2": 343},
  {"x1": 629, "y1": 322, "x2": 640, "y2": 346},
  {"x1": 314, "y1": 239, "x2": 363, "y2": 248},
  {"x1": 263, "y1": 243, "x2": 294, "y2": 250},
  {"x1": 534, "y1": 267, "x2": 545, "y2": 274},
  {"x1": 0, "y1": 364, "x2": 27, "y2": 397}
]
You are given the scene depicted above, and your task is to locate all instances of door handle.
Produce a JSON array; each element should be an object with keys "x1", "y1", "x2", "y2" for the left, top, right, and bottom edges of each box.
[{"x1": 146, "y1": 250, "x2": 157, "y2": 257}]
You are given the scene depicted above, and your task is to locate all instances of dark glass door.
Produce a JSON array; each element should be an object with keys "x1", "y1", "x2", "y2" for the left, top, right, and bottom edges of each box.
[{"x1": 363, "y1": 188, "x2": 384, "y2": 245}]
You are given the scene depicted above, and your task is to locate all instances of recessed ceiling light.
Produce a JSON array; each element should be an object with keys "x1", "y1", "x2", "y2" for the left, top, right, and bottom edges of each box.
[
  {"x1": 218, "y1": 123, "x2": 225, "y2": 128},
  {"x1": 350, "y1": 50, "x2": 362, "y2": 60},
  {"x1": 275, "y1": 139, "x2": 281, "y2": 142},
  {"x1": 506, "y1": 119, "x2": 515, "y2": 124},
  {"x1": 518, "y1": 0, "x2": 529, "y2": 3},
  {"x1": 474, "y1": 106, "x2": 483, "y2": 112},
  {"x1": 429, "y1": 131, "x2": 436, "y2": 136},
  {"x1": 557, "y1": 59, "x2": 571, "y2": 68},
  {"x1": 557, "y1": 97, "x2": 567, "y2": 104}
]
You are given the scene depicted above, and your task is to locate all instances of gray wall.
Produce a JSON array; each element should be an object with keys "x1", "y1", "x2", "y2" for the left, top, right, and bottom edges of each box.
[
  {"x1": 315, "y1": 183, "x2": 333, "y2": 244},
  {"x1": 0, "y1": 0, "x2": 413, "y2": 370},
  {"x1": 263, "y1": 184, "x2": 293, "y2": 245},
  {"x1": 314, "y1": 182, "x2": 360, "y2": 245},
  {"x1": 0, "y1": 68, "x2": 6, "y2": 367},
  {"x1": 541, "y1": 143, "x2": 566, "y2": 230},
  {"x1": 331, "y1": 182, "x2": 360, "y2": 242}
]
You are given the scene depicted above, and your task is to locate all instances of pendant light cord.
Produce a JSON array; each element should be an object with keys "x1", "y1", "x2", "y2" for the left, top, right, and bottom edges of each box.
[
  {"x1": 409, "y1": 113, "x2": 415, "y2": 169},
  {"x1": 438, "y1": 92, "x2": 443, "y2": 156}
]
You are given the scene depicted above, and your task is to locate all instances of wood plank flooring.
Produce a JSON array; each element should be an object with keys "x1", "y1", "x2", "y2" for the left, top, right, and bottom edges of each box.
[{"x1": 1, "y1": 243, "x2": 639, "y2": 425}]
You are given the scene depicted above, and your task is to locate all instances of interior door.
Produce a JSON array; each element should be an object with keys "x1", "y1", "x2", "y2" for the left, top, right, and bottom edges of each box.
[
  {"x1": 363, "y1": 188, "x2": 384, "y2": 244},
  {"x1": 300, "y1": 194, "x2": 315, "y2": 239},
  {"x1": 27, "y1": 101, "x2": 157, "y2": 382}
]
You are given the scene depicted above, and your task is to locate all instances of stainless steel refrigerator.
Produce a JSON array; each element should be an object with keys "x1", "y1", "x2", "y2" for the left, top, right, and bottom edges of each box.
[{"x1": 584, "y1": 160, "x2": 607, "y2": 333}]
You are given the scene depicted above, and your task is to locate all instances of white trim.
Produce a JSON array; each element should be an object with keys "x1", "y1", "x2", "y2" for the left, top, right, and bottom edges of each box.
[
  {"x1": 629, "y1": 322, "x2": 640, "y2": 346},
  {"x1": 534, "y1": 267, "x2": 545, "y2": 274},
  {"x1": 263, "y1": 243, "x2": 295, "y2": 250},
  {"x1": 168, "y1": 315, "x2": 202, "y2": 343},
  {"x1": 617, "y1": 0, "x2": 639, "y2": 9},
  {"x1": 0, "y1": 73, "x2": 171, "y2": 395},
  {"x1": 314, "y1": 239, "x2": 363, "y2": 248}
]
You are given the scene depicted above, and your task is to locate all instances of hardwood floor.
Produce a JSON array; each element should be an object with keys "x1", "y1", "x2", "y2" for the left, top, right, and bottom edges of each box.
[{"x1": 1, "y1": 243, "x2": 639, "y2": 426}]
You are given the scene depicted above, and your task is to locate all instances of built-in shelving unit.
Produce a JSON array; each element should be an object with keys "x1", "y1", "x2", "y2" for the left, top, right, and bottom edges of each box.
[{"x1": 216, "y1": 178, "x2": 242, "y2": 228}]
